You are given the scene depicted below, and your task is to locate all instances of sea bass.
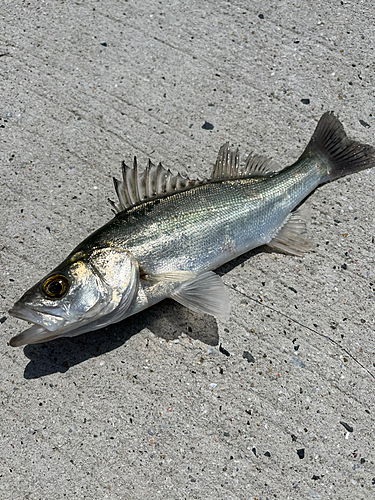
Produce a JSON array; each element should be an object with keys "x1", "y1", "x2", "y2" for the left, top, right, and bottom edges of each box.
[{"x1": 9, "y1": 112, "x2": 375, "y2": 347}]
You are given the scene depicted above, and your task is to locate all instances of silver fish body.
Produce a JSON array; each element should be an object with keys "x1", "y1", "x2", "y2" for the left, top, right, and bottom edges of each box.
[
  {"x1": 85, "y1": 161, "x2": 319, "y2": 272},
  {"x1": 78, "y1": 160, "x2": 320, "y2": 314},
  {"x1": 9, "y1": 112, "x2": 375, "y2": 346}
]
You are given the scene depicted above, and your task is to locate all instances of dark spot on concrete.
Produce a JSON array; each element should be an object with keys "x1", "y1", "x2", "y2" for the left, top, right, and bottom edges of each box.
[
  {"x1": 202, "y1": 121, "x2": 214, "y2": 130},
  {"x1": 359, "y1": 119, "x2": 370, "y2": 128},
  {"x1": 243, "y1": 351, "x2": 255, "y2": 363},
  {"x1": 340, "y1": 421, "x2": 353, "y2": 432},
  {"x1": 297, "y1": 448, "x2": 305, "y2": 459},
  {"x1": 219, "y1": 343, "x2": 230, "y2": 357}
]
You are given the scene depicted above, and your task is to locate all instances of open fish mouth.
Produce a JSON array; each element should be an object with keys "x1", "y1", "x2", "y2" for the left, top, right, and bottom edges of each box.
[
  {"x1": 9, "y1": 304, "x2": 67, "y2": 347},
  {"x1": 8, "y1": 298, "x2": 130, "y2": 347},
  {"x1": 9, "y1": 315, "x2": 88, "y2": 347}
]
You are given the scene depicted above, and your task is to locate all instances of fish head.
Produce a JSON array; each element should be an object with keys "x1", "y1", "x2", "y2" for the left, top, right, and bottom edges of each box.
[{"x1": 9, "y1": 247, "x2": 139, "y2": 347}]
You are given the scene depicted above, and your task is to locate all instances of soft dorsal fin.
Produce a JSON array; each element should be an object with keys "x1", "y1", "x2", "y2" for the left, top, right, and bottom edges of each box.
[
  {"x1": 241, "y1": 153, "x2": 280, "y2": 177},
  {"x1": 211, "y1": 143, "x2": 241, "y2": 180},
  {"x1": 108, "y1": 158, "x2": 207, "y2": 213},
  {"x1": 212, "y1": 142, "x2": 280, "y2": 180}
]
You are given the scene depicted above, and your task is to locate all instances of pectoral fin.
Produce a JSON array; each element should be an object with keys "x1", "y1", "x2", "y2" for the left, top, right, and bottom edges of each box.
[{"x1": 171, "y1": 271, "x2": 230, "y2": 318}]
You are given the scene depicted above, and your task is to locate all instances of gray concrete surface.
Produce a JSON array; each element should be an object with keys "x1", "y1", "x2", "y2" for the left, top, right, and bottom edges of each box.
[{"x1": 1, "y1": 1, "x2": 375, "y2": 498}]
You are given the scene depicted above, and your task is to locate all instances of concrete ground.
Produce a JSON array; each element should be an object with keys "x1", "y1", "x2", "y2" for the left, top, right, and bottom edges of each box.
[{"x1": 1, "y1": 1, "x2": 375, "y2": 498}]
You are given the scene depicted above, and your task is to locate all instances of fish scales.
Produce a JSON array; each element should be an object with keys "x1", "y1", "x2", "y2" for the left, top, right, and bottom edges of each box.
[{"x1": 80, "y1": 159, "x2": 322, "y2": 276}]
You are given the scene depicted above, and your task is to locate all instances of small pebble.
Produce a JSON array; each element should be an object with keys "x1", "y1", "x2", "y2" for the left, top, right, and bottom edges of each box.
[
  {"x1": 207, "y1": 346, "x2": 217, "y2": 356},
  {"x1": 290, "y1": 357, "x2": 306, "y2": 369}
]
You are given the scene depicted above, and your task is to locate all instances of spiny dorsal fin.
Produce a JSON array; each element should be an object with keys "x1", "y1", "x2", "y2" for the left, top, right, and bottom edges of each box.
[
  {"x1": 108, "y1": 158, "x2": 207, "y2": 213},
  {"x1": 212, "y1": 142, "x2": 280, "y2": 180}
]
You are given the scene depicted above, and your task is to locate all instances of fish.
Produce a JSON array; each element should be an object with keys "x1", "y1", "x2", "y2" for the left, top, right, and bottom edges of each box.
[{"x1": 8, "y1": 112, "x2": 375, "y2": 347}]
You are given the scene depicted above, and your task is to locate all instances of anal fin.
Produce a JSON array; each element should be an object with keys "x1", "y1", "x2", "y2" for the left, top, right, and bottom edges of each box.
[
  {"x1": 268, "y1": 207, "x2": 312, "y2": 257},
  {"x1": 171, "y1": 271, "x2": 230, "y2": 318}
]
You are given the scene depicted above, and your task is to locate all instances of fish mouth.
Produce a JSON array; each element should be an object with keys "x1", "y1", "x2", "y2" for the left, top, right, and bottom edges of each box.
[
  {"x1": 9, "y1": 304, "x2": 67, "y2": 347},
  {"x1": 8, "y1": 286, "x2": 137, "y2": 347},
  {"x1": 9, "y1": 304, "x2": 66, "y2": 331},
  {"x1": 8, "y1": 302, "x2": 128, "y2": 348}
]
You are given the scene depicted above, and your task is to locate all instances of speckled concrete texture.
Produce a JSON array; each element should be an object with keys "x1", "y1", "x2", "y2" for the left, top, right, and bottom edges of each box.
[{"x1": 1, "y1": 1, "x2": 375, "y2": 499}]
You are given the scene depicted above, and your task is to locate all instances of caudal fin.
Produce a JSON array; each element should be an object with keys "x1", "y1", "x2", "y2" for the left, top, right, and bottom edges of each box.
[{"x1": 301, "y1": 112, "x2": 375, "y2": 183}]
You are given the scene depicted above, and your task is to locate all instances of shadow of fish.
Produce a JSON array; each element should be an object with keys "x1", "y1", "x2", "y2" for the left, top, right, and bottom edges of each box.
[{"x1": 9, "y1": 112, "x2": 375, "y2": 346}]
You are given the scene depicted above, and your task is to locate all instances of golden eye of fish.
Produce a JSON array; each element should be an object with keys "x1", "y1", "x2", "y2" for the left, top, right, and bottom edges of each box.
[{"x1": 42, "y1": 275, "x2": 70, "y2": 299}]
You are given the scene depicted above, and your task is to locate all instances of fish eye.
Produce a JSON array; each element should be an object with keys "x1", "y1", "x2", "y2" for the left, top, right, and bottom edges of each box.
[{"x1": 42, "y1": 274, "x2": 70, "y2": 299}]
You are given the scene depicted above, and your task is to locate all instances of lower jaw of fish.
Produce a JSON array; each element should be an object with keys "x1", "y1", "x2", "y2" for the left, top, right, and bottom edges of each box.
[{"x1": 9, "y1": 324, "x2": 57, "y2": 347}]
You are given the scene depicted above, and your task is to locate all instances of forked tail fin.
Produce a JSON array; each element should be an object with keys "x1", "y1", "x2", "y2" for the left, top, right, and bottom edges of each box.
[{"x1": 300, "y1": 112, "x2": 375, "y2": 183}]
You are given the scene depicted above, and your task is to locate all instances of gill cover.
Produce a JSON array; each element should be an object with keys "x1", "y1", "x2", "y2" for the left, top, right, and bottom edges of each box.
[
  {"x1": 9, "y1": 247, "x2": 139, "y2": 347},
  {"x1": 84, "y1": 246, "x2": 139, "y2": 322}
]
